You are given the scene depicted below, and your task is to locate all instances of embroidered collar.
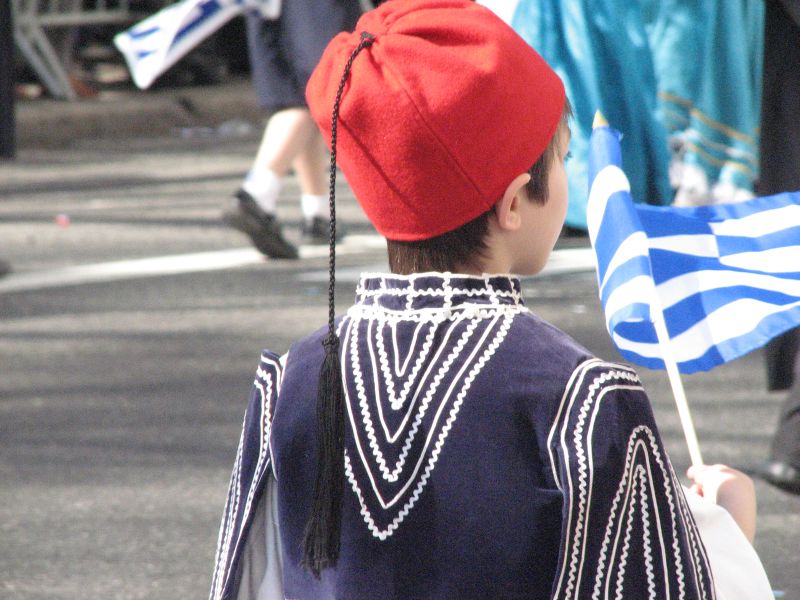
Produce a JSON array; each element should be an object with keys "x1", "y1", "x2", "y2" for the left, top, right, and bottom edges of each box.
[{"x1": 354, "y1": 272, "x2": 525, "y2": 312}]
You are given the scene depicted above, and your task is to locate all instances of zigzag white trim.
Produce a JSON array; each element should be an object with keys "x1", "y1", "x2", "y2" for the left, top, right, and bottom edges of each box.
[
  {"x1": 348, "y1": 303, "x2": 528, "y2": 321},
  {"x1": 348, "y1": 314, "x2": 493, "y2": 503},
  {"x1": 546, "y1": 358, "x2": 610, "y2": 490},
  {"x1": 613, "y1": 464, "x2": 639, "y2": 600},
  {"x1": 367, "y1": 315, "x2": 480, "y2": 484},
  {"x1": 591, "y1": 427, "x2": 683, "y2": 600},
  {"x1": 355, "y1": 272, "x2": 524, "y2": 304},
  {"x1": 548, "y1": 359, "x2": 711, "y2": 600},
  {"x1": 232, "y1": 361, "x2": 275, "y2": 554},
  {"x1": 608, "y1": 463, "x2": 659, "y2": 600},
  {"x1": 638, "y1": 466, "x2": 658, "y2": 600},
  {"x1": 670, "y1": 460, "x2": 716, "y2": 599},
  {"x1": 380, "y1": 316, "x2": 479, "y2": 473},
  {"x1": 210, "y1": 353, "x2": 282, "y2": 600},
  {"x1": 348, "y1": 295, "x2": 504, "y2": 479},
  {"x1": 374, "y1": 317, "x2": 436, "y2": 411},
  {"x1": 345, "y1": 314, "x2": 514, "y2": 539},
  {"x1": 554, "y1": 365, "x2": 642, "y2": 599},
  {"x1": 370, "y1": 318, "x2": 437, "y2": 441},
  {"x1": 210, "y1": 411, "x2": 245, "y2": 600}
]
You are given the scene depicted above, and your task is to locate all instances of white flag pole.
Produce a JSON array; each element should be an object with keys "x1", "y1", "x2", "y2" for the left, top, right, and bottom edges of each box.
[{"x1": 650, "y1": 296, "x2": 704, "y2": 467}]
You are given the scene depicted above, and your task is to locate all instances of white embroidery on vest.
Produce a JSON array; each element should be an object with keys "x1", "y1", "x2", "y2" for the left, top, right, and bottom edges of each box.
[{"x1": 344, "y1": 310, "x2": 514, "y2": 539}]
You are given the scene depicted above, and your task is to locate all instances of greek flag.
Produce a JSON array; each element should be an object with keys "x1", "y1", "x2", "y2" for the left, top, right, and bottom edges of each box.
[
  {"x1": 114, "y1": 0, "x2": 280, "y2": 89},
  {"x1": 587, "y1": 119, "x2": 800, "y2": 373}
]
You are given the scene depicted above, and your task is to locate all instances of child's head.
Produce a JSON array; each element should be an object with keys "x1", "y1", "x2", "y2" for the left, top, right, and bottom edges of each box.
[
  {"x1": 387, "y1": 103, "x2": 572, "y2": 275},
  {"x1": 307, "y1": 0, "x2": 568, "y2": 275}
]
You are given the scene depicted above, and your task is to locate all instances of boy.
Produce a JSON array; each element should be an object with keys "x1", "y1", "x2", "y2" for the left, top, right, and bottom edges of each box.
[{"x1": 210, "y1": 1, "x2": 761, "y2": 598}]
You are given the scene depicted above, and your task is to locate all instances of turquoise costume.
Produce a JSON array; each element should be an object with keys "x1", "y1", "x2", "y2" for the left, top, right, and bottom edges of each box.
[{"x1": 506, "y1": 0, "x2": 763, "y2": 227}]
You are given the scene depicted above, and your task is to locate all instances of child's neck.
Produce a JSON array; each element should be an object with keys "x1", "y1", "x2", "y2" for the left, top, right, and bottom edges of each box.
[{"x1": 454, "y1": 249, "x2": 511, "y2": 276}]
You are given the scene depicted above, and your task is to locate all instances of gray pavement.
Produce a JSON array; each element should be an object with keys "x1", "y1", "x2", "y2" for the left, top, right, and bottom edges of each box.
[
  {"x1": 1, "y1": 84, "x2": 799, "y2": 599},
  {"x1": 13, "y1": 77, "x2": 263, "y2": 151}
]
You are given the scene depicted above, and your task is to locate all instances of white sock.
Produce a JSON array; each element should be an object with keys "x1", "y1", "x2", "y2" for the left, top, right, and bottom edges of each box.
[
  {"x1": 241, "y1": 169, "x2": 282, "y2": 214},
  {"x1": 301, "y1": 194, "x2": 328, "y2": 221}
]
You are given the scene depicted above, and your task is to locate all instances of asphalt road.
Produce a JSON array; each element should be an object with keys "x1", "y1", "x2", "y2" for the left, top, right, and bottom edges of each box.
[{"x1": 1, "y1": 132, "x2": 798, "y2": 599}]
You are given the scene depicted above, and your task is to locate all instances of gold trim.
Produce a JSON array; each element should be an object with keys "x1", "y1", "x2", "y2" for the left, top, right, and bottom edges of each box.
[
  {"x1": 689, "y1": 109, "x2": 756, "y2": 145},
  {"x1": 658, "y1": 90, "x2": 693, "y2": 108},
  {"x1": 684, "y1": 141, "x2": 755, "y2": 178},
  {"x1": 663, "y1": 107, "x2": 690, "y2": 128},
  {"x1": 657, "y1": 90, "x2": 756, "y2": 145},
  {"x1": 685, "y1": 129, "x2": 757, "y2": 168}
]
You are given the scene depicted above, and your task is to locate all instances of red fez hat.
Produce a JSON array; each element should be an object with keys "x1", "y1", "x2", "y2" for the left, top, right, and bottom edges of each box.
[{"x1": 306, "y1": 0, "x2": 565, "y2": 241}]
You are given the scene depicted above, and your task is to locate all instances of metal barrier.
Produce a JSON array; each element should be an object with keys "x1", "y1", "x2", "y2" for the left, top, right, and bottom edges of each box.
[{"x1": 12, "y1": 1, "x2": 135, "y2": 100}]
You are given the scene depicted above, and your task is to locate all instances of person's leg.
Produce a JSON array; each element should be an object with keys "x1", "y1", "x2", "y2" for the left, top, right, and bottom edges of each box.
[
  {"x1": 292, "y1": 129, "x2": 327, "y2": 197},
  {"x1": 770, "y1": 389, "x2": 800, "y2": 467},
  {"x1": 226, "y1": 1, "x2": 360, "y2": 258},
  {"x1": 291, "y1": 131, "x2": 340, "y2": 243},
  {"x1": 765, "y1": 330, "x2": 800, "y2": 392},
  {"x1": 225, "y1": 109, "x2": 319, "y2": 259},
  {"x1": 222, "y1": 13, "x2": 307, "y2": 259},
  {"x1": 224, "y1": 111, "x2": 310, "y2": 258},
  {"x1": 762, "y1": 377, "x2": 800, "y2": 494},
  {"x1": 242, "y1": 107, "x2": 319, "y2": 213},
  {"x1": 763, "y1": 329, "x2": 800, "y2": 493}
]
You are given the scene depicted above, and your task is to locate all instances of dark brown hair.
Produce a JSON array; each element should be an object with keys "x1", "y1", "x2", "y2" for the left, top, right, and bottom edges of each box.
[{"x1": 387, "y1": 100, "x2": 572, "y2": 274}]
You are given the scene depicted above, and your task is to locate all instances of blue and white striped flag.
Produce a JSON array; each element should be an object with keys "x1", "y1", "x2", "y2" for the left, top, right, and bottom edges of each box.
[
  {"x1": 587, "y1": 118, "x2": 800, "y2": 373},
  {"x1": 114, "y1": 0, "x2": 280, "y2": 89}
]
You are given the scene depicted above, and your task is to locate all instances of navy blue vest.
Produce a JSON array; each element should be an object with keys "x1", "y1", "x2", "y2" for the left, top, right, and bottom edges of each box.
[{"x1": 211, "y1": 274, "x2": 715, "y2": 600}]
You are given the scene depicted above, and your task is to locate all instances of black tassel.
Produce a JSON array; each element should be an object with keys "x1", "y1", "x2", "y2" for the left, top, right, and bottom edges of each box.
[
  {"x1": 302, "y1": 30, "x2": 375, "y2": 578},
  {"x1": 303, "y1": 334, "x2": 346, "y2": 577}
]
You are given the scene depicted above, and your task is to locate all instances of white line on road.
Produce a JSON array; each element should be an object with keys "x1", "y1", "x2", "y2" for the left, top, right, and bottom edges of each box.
[
  {"x1": 542, "y1": 247, "x2": 596, "y2": 277},
  {"x1": 0, "y1": 248, "x2": 265, "y2": 294},
  {"x1": 0, "y1": 236, "x2": 594, "y2": 295}
]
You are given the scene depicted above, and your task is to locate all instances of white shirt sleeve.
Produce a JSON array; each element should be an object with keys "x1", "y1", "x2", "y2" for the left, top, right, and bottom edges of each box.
[
  {"x1": 683, "y1": 486, "x2": 773, "y2": 600},
  {"x1": 235, "y1": 475, "x2": 284, "y2": 600}
]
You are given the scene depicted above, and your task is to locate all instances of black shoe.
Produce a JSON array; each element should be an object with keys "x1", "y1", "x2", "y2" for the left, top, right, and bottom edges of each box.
[
  {"x1": 0, "y1": 259, "x2": 10, "y2": 278},
  {"x1": 758, "y1": 460, "x2": 800, "y2": 495},
  {"x1": 302, "y1": 216, "x2": 345, "y2": 245},
  {"x1": 223, "y1": 190, "x2": 298, "y2": 259}
]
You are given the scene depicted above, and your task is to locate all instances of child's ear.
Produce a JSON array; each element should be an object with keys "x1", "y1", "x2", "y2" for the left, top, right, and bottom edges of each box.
[{"x1": 494, "y1": 173, "x2": 532, "y2": 231}]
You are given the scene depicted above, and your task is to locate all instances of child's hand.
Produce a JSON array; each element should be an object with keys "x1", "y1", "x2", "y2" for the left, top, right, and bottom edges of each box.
[
  {"x1": 687, "y1": 464, "x2": 754, "y2": 503},
  {"x1": 687, "y1": 463, "x2": 756, "y2": 543}
]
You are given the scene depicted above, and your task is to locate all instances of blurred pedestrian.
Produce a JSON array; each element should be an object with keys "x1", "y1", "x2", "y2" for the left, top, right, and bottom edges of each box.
[
  {"x1": 759, "y1": 0, "x2": 800, "y2": 496},
  {"x1": 223, "y1": 0, "x2": 362, "y2": 259}
]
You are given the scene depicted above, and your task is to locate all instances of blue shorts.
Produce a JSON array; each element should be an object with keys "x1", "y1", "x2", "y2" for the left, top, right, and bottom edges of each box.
[{"x1": 245, "y1": 0, "x2": 362, "y2": 111}]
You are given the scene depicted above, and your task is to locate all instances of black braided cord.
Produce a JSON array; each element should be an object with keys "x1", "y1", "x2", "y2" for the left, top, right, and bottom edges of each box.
[
  {"x1": 303, "y1": 30, "x2": 376, "y2": 579},
  {"x1": 325, "y1": 31, "x2": 376, "y2": 342}
]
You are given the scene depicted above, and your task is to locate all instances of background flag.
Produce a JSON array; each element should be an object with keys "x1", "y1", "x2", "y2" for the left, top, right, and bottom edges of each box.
[
  {"x1": 587, "y1": 120, "x2": 800, "y2": 374},
  {"x1": 114, "y1": 0, "x2": 280, "y2": 89}
]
